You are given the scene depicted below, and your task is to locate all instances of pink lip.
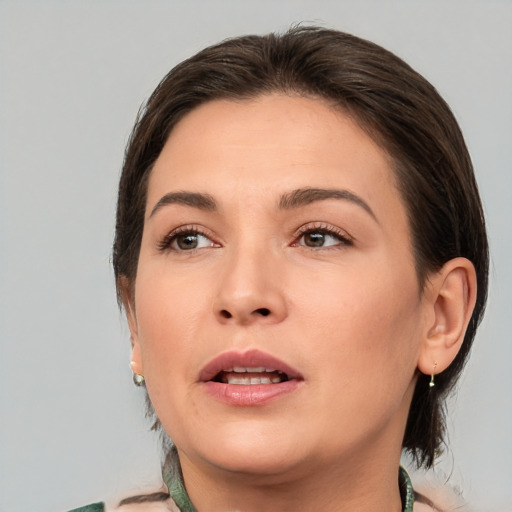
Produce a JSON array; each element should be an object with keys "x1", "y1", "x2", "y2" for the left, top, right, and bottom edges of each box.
[{"x1": 199, "y1": 349, "x2": 304, "y2": 406}]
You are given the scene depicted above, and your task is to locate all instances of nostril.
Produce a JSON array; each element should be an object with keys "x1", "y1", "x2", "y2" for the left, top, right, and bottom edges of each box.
[
  {"x1": 254, "y1": 308, "x2": 271, "y2": 317},
  {"x1": 220, "y1": 310, "x2": 232, "y2": 319}
]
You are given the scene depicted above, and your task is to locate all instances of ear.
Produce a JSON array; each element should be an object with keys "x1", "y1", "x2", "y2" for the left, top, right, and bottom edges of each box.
[
  {"x1": 119, "y1": 276, "x2": 144, "y2": 376},
  {"x1": 417, "y1": 257, "x2": 477, "y2": 377}
]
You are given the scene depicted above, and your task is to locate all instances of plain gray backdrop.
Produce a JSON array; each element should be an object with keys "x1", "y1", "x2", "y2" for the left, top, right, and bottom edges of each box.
[{"x1": 1, "y1": 1, "x2": 511, "y2": 511}]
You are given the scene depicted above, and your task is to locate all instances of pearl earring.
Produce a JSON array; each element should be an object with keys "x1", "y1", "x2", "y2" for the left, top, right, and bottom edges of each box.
[
  {"x1": 133, "y1": 373, "x2": 145, "y2": 387},
  {"x1": 130, "y1": 361, "x2": 145, "y2": 387}
]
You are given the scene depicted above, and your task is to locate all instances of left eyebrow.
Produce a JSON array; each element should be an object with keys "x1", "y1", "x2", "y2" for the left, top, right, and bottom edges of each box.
[{"x1": 278, "y1": 187, "x2": 378, "y2": 222}]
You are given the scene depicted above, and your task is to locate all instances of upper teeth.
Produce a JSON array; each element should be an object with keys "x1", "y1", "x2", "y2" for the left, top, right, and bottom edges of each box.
[
  {"x1": 226, "y1": 375, "x2": 282, "y2": 385},
  {"x1": 228, "y1": 367, "x2": 279, "y2": 373}
]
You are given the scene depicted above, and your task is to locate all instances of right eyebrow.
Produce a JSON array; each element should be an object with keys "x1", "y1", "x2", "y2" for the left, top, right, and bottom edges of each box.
[{"x1": 148, "y1": 191, "x2": 217, "y2": 218}]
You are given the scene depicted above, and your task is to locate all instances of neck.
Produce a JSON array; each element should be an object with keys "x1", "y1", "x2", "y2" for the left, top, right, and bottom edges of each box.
[{"x1": 177, "y1": 450, "x2": 404, "y2": 512}]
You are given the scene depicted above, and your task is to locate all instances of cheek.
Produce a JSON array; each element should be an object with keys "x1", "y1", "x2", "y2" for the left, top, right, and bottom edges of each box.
[
  {"x1": 291, "y1": 272, "x2": 422, "y2": 443},
  {"x1": 133, "y1": 269, "x2": 209, "y2": 434},
  {"x1": 133, "y1": 264, "x2": 210, "y2": 376},
  {"x1": 292, "y1": 262, "x2": 422, "y2": 384}
]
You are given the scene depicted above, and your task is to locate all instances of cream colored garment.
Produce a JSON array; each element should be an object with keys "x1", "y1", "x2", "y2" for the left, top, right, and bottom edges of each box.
[{"x1": 414, "y1": 503, "x2": 436, "y2": 512}]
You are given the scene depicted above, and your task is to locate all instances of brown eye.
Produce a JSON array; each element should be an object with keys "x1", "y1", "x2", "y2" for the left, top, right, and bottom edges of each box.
[
  {"x1": 303, "y1": 232, "x2": 327, "y2": 247},
  {"x1": 175, "y1": 233, "x2": 200, "y2": 250},
  {"x1": 164, "y1": 231, "x2": 216, "y2": 251},
  {"x1": 299, "y1": 230, "x2": 347, "y2": 248}
]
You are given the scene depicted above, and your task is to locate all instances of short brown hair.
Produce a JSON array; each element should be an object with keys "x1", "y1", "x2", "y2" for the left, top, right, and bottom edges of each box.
[{"x1": 114, "y1": 26, "x2": 489, "y2": 468}]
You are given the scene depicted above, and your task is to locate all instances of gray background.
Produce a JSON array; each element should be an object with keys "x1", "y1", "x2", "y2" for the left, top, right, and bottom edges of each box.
[{"x1": 1, "y1": 1, "x2": 511, "y2": 511}]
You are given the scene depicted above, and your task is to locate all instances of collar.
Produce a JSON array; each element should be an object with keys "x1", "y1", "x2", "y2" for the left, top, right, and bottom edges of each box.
[{"x1": 400, "y1": 466, "x2": 415, "y2": 512}]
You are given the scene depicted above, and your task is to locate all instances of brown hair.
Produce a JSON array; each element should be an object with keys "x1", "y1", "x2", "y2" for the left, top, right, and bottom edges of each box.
[{"x1": 113, "y1": 26, "x2": 488, "y2": 468}]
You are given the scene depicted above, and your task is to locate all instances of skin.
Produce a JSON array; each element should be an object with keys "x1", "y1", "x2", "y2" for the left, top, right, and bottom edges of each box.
[{"x1": 124, "y1": 94, "x2": 476, "y2": 511}]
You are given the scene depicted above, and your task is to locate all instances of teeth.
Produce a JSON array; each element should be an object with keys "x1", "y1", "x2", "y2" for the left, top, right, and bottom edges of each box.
[
  {"x1": 227, "y1": 376, "x2": 277, "y2": 385},
  {"x1": 232, "y1": 366, "x2": 277, "y2": 373},
  {"x1": 218, "y1": 367, "x2": 287, "y2": 384}
]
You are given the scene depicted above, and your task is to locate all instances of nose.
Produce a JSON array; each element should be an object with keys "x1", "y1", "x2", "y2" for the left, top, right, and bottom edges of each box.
[{"x1": 213, "y1": 246, "x2": 288, "y2": 326}]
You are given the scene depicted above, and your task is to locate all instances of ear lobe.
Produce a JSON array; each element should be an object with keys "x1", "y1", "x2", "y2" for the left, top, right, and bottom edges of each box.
[
  {"x1": 417, "y1": 257, "x2": 477, "y2": 376},
  {"x1": 130, "y1": 342, "x2": 144, "y2": 376},
  {"x1": 118, "y1": 276, "x2": 143, "y2": 375}
]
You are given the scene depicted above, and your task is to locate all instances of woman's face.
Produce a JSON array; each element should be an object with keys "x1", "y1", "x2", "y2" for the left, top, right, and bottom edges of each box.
[{"x1": 128, "y1": 94, "x2": 432, "y2": 479}]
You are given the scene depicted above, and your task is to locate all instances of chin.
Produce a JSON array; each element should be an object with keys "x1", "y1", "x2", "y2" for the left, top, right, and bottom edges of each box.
[{"x1": 180, "y1": 422, "x2": 309, "y2": 477}]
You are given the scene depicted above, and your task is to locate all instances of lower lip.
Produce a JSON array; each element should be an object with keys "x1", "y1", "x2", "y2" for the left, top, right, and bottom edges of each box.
[{"x1": 202, "y1": 379, "x2": 302, "y2": 406}]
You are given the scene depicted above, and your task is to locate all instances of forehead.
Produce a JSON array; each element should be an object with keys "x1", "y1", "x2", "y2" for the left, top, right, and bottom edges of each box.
[{"x1": 147, "y1": 94, "x2": 404, "y2": 222}]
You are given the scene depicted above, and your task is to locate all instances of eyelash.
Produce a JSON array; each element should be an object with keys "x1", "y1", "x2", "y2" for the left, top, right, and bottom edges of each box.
[{"x1": 157, "y1": 223, "x2": 354, "y2": 253}]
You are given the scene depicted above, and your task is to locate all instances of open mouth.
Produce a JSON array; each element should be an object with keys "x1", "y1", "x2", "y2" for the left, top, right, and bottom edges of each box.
[
  {"x1": 212, "y1": 367, "x2": 290, "y2": 385},
  {"x1": 199, "y1": 349, "x2": 302, "y2": 385},
  {"x1": 200, "y1": 350, "x2": 303, "y2": 405}
]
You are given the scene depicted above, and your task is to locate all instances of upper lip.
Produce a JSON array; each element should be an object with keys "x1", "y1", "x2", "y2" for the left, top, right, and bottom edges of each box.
[{"x1": 198, "y1": 349, "x2": 303, "y2": 382}]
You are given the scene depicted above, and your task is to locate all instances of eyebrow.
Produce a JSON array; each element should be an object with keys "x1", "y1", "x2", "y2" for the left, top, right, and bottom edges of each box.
[
  {"x1": 149, "y1": 191, "x2": 217, "y2": 218},
  {"x1": 279, "y1": 187, "x2": 378, "y2": 222},
  {"x1": 149, "y1": 187, "x2": 377, "y2": 222}
]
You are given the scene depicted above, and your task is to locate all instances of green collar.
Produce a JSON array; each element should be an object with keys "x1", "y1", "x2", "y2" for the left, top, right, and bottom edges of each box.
[
  {"x1": 166, "y1": 468, "x2": 197, "y2": 512},
  {"x1": 166, "y1": 466, "x2": 415, "y2": 512},
  {"x1": 400, "y1": 466, "x2": 415, "y2": 512}
]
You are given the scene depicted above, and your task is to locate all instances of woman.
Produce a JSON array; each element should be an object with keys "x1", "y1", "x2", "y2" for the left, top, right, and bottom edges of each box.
[{"x1": 71, "y1": 26, "x2": 488, "y2": 511}]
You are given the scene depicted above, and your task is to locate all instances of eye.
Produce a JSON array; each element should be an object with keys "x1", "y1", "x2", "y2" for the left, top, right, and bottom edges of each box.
[
  {"x1": 158, "y1": 227, "x2": 218, "y2": 252},
  {"x1": 299, "y1": 231, "x2": 340, "y2": 248},
  {"x1": 172, "y1": 232, "x2": 213, "y2": 250},
  {"x1": 294, "y1": 225, "x2": 353, "y2": 249}
]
